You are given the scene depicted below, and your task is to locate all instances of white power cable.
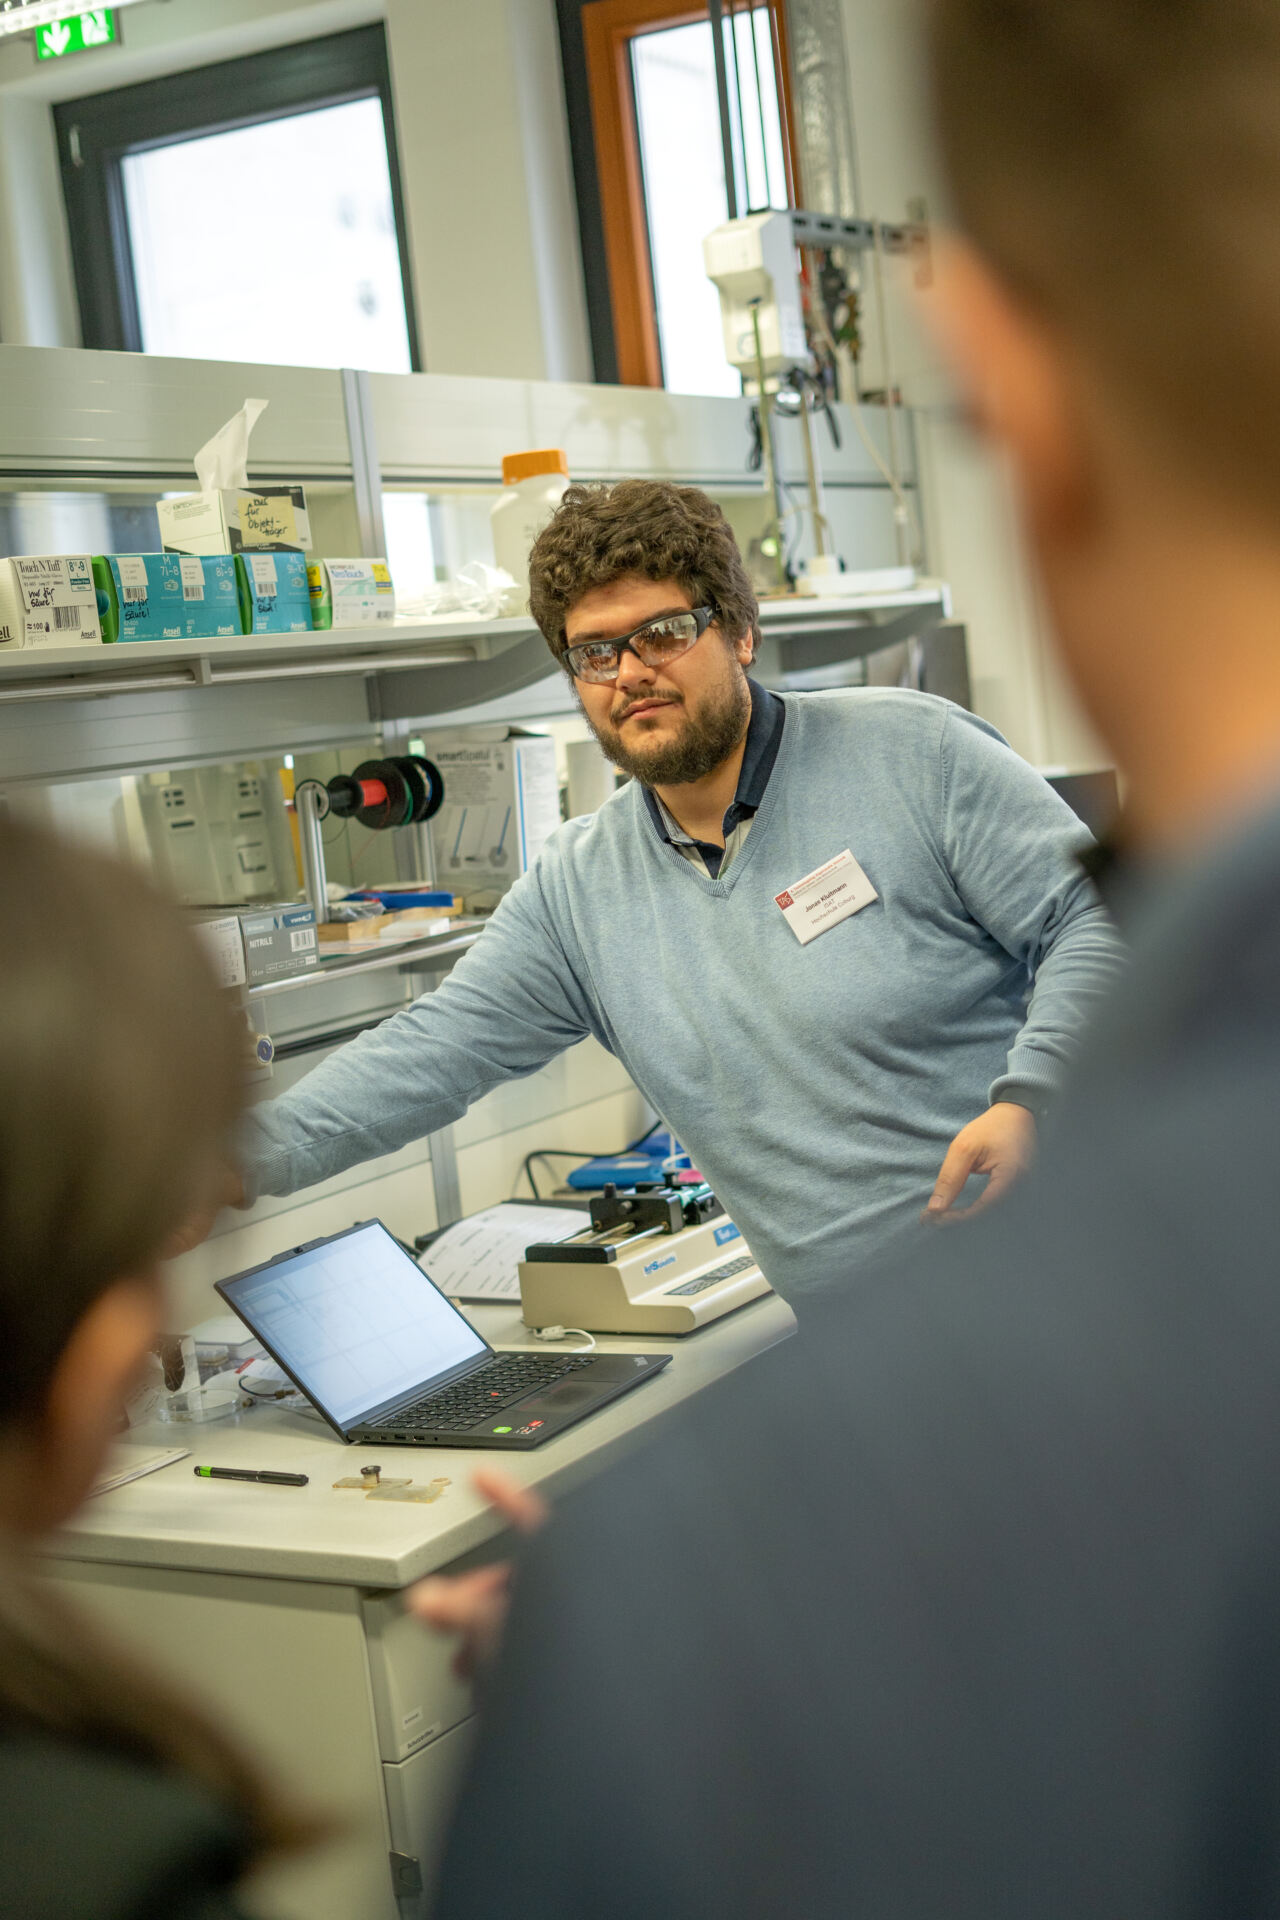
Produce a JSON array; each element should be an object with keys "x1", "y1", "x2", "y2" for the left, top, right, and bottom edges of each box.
[{"x1": 529, "y1": 1325, "x2": 597, "y2": 1353}]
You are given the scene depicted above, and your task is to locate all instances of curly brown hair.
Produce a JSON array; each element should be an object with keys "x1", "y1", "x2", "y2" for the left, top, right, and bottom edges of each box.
[{"x1": 527, "y1": 479, "x2": 759, "y2": 667}]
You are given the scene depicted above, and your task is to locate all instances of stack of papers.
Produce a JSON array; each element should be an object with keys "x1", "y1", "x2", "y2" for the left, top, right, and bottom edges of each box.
[{"x1": 419, "y1": 1201, "x2": 587, "y2": 1302}]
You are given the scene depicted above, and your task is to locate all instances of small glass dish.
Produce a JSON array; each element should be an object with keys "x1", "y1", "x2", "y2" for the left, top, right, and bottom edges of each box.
[{"x1": 157, "y1": 1387, "x2": 239, "y2": 1425}]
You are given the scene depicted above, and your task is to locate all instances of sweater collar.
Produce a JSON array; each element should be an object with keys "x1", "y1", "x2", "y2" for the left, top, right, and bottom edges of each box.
[{"x1": 640, "y1": 678, "x2": 785, "y2": 855}]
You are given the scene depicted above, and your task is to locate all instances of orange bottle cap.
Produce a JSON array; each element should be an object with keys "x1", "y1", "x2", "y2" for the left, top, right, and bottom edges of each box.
[{"x1": 501, "y1": 448, "x2": 570, "y2": 486}]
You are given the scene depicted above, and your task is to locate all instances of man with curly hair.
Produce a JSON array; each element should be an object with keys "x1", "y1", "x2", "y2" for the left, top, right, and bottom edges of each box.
[{"x1": 241, "y1": 476, "x2": 1119, "y2": 1293}]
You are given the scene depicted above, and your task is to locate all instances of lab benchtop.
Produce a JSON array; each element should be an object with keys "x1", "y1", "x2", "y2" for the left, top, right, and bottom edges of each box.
[{"x1": 48, "y1": 1296, "x2": 796, "y2": 1591}]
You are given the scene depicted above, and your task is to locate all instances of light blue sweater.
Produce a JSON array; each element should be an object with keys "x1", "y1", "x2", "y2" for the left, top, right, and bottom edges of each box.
[{"x1": 244, "y1": 690, "x2": 1124, "y2": 1294}]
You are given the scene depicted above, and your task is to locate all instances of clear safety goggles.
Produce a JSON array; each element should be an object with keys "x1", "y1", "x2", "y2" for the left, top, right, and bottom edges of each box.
[{"x1": 563, "y1": 605, "x2": 716, "y2": 683}]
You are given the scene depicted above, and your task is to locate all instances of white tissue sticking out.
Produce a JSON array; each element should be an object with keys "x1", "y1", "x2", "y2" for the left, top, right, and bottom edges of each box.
[{"x1": 194, "y1": 397, "x2": 269, "y2": 492}]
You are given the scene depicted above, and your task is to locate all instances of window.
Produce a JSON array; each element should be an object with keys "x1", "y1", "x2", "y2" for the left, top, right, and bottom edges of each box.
[
  {"x1": 559, "y1": 0, "x2": 797, "y2": 390},
  {"x1": 632, "y1": 12, "x2": 789, "y2": 394},
  {"x1": 56, "y1": 26, "x2": 420, "y2": 371}
]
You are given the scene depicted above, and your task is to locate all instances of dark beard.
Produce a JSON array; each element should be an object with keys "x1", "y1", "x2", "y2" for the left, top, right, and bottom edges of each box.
[{"x1": 586, "y1": 669, "x2": 751, "y2": 787}]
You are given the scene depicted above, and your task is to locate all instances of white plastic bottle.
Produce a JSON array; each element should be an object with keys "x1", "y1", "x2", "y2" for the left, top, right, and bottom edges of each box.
[{"x1": 490, "y1": 449, "x2": 570, "y2": 609}]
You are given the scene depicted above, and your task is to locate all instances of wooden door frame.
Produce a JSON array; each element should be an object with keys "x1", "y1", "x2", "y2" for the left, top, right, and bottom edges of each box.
[{"x1": 580, "y1": 0, "x2": 800, "y2": 388}]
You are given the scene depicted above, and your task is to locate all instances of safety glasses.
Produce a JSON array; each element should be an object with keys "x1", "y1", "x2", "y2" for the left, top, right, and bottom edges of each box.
[{"x1": 562, "y1": 605, "x2": 716, "y2": 683}]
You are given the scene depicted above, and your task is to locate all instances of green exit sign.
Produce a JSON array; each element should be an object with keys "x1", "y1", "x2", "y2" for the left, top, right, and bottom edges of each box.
[{"x1": 35, "y1": 9, "x2": 118, "y2": 60}]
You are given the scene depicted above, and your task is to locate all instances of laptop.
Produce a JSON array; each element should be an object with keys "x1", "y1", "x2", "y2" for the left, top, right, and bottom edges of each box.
[{"x1": 216, "y1": 1218, "x2": 671, "y2": 1449}]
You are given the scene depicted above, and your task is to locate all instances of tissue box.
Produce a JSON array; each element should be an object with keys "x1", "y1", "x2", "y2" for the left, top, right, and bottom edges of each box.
[
  {"x1": 424, "y1": 729, "x2": 561, "y2": 907},
  {"x1": 0, "y1": 555, "x2": 103, "y2": 650},
  {"x1": 92, "y1": 555, "x2": 242, "y2": 643},
  {"x1": 235, "y1": 552, "x2": 313, "y2": 635},
  {"x1": 157, "y1": 486, "x2": 311, "y2": 556},
  {"x1": 307, "y1": 558, "x2": 395, "y2": 629}
]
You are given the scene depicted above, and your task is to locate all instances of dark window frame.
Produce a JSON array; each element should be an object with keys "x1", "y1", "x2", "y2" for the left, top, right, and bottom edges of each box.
[
  {"x1": 55, "y1": 23, "x2": 422, "y2": 368},
  {"x1": 557, "y1": 0, "x2": 620, "y2": 384}
]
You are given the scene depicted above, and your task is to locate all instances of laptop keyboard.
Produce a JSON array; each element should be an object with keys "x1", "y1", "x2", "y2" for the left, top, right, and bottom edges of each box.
[{"x1": 379, "y1": 1353, "x2": 598, "y2": 1432}]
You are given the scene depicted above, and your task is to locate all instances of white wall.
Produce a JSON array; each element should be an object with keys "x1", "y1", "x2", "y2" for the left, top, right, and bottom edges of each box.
[{"x1": 0, "y1": 0, "x2": 592, "y2": 380}]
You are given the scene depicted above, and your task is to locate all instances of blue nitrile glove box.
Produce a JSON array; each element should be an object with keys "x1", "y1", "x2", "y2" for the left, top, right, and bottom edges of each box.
[
  {"x1": 235, "y1": 551, "x2": 313, "y2": 635},
  {"x1": 92, "y1": 554, "x2": 242, "y2": 642}
]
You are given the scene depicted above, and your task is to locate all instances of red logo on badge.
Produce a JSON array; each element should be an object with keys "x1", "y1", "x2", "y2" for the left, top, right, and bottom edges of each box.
[{"x1": 775, "y1": 890, "x2": 794, "y2": 909}]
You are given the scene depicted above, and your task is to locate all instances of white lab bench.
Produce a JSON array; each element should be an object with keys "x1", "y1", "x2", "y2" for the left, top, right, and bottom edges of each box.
[{"x1": 41, "y1": 1295, "x2": 795, "y2": 1920}]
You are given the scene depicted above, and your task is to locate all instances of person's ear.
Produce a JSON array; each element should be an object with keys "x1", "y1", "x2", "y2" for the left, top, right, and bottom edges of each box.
[
  {"x1": 919, "y1": 236, "x2": 1094, "y2": 543},
  {"x1": 734, "y1": 628, "x2": 754, "y2": 668},
  {"x1": 24, "y1": 1275, "x2": 165, "y2": 1533}
]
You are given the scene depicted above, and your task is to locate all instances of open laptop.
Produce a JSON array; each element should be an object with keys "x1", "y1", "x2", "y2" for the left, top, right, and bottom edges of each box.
[{"x1": 216, "y1": 1218, "x2": 670, "y2": 1450}]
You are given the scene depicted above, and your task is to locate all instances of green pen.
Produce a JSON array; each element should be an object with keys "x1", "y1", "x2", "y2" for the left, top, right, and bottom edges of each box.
[{"x1": 194, "y1": 1466, "x2": 308, "y2": 1487}]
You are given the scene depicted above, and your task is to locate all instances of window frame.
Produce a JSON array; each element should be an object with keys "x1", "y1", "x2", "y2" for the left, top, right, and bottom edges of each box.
[
  {"x1": 55, "y1": 23, "x2": 422, "y2": 369},
  {"x1": 559, "y1": 0, "x2": 801, "y2": 388}
]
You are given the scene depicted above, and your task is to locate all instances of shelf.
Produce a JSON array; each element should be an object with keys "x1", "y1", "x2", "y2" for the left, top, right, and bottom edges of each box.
[
  {"x1": 758, "y1": 579, "x2": 952, "y2": 627},
  {"x1": 0, "y1": 580, "x2": 953, "y2": 718},
  {"x1": 245, "y1": 923, "x2": 486, "y2": 998},
  {"x1": 0, "y1": 614, "x2": 539, "y2": 704}
]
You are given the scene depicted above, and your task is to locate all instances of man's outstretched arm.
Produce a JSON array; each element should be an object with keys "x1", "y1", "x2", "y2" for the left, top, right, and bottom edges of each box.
[{"x1": 242, "y1": 865, "x2": 599, "y2": 1201}]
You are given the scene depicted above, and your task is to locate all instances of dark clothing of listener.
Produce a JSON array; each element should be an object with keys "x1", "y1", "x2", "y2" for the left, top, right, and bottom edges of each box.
[
  {"x1": 434, "y1": 799, "x2": 1280, "y2": 1918},
  {"x1": 0, "y1": 1736, "x2": 251, "y2": 1920}
]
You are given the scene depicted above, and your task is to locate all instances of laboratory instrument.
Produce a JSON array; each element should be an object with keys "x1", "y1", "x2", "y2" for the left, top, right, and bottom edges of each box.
[{"x1": 519, "y1": 1181, "x2": 772, "y2": 1335}]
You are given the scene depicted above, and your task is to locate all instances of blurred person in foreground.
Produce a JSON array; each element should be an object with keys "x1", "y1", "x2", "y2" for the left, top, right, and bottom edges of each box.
[
  {"x1": 432, "y1": 2, "x2": 1280, "y2": 1914},
  {"x1": 0, "y1": 819, "x2": 317, "y2": 1920}
]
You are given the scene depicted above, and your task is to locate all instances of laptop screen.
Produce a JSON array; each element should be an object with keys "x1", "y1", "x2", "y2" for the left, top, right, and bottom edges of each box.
[{"x1": 221, "y1": 1220, "x2": 487, "y2": 1429}]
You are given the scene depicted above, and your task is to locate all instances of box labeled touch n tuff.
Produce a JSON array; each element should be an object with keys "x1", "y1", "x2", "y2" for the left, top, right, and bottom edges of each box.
[{"x1": 0, "y1": 555, "x2": 103, "y2": 650}]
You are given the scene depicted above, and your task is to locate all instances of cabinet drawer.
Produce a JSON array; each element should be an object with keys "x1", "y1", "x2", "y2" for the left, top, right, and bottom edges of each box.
[
  {"x1": 383, "y1": 1717, "x2": 477, "y2": 1919},
  {"x1": 362, "y1": 1586, "x2": 474, "y2": 1761}
]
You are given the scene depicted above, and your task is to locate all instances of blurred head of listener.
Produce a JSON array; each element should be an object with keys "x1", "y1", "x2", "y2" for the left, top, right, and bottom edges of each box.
[
  {"x1": 925, "y1": 0, "x2": 1280, "y2": 848},
  {"x1": 429, "y1": 5, "x2": 1280, "y2": 1920},
  {"x1": 0, "y1": 819, "x2": 317, "y2": 1912}
]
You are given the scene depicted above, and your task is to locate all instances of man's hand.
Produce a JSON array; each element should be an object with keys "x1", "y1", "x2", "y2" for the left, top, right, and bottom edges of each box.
[
  {"x1": 922, "y1": 1102, "x2": 1037, "y2": 1225},
  {"x1": 404, "y1": 1466, "x2": 549, "y2": 1679}
]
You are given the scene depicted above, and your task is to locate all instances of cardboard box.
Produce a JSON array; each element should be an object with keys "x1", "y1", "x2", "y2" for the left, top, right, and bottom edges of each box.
[
  {"x1": 423, "y1": 729, "x2": 561, "y2": 907},
  {"x1": 307, "y1": 557, "x2": 395, "y2": 629},
  {"x1": 157, "y1": 486, "x2": 311, "y2": 557},
  {"x1": 237, "y1": 902, "x2": 318, "y2": 980},
  {"x1": 191, "y1": 902, "x2": 318, "y2": 983},
  {"x1": 190, "y1": 914, "x2": 247, "y2": 989},
  {"x1": 93, "y1": 554, "x2": 241, "y2": 643},
  {"x1": 0, "y1": 554, "x2": 103, "y2": 651},
  {"x1": 235, "y1": 552, "x2": 313, "y2": 635}
]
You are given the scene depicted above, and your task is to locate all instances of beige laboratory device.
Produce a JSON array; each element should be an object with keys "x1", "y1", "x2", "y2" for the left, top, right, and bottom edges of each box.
[{"x1": 518, "y1": 1182, "x2": 771, "y2": 1336}]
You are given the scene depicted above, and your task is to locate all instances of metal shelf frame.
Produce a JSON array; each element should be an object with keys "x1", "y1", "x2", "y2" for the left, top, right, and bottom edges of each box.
[{"x1": 0, "y1": 345, "x2": 948, "y2": 776}]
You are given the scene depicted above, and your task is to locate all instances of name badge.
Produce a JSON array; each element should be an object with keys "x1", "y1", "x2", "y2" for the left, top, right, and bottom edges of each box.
[{"x1": 774, "y1": 849, "x2": 878, "y2": 946}]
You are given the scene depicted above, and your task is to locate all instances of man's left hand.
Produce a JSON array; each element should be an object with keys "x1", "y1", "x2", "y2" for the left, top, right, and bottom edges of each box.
[{"x1": 922, "y1": 1102, "x2": 1037, "y2": 1225}]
